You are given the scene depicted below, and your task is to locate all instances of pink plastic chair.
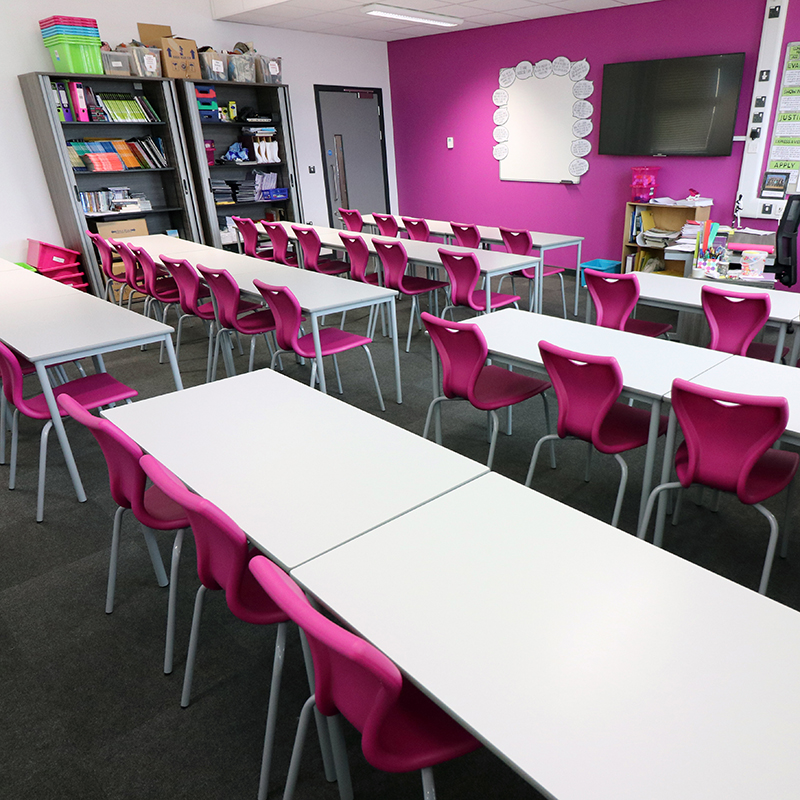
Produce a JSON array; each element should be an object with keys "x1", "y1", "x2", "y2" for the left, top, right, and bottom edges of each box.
[
  {"x1": 57, "y1": 395, "x2": 187, "y2": 673},
  {"x1": 248, "y1": 554, "x2": 481, "y2": 800},
  {"x1": 139, "y1": 455, "x2": 289, "y2": 799},
  {"x1": 584, "y1": 269, "x2": 673, "y2": 338},
  {"x1": 253, "y1": 280, "x2": 385, "y2": 410},
  {"x1": 401, "y1": 216, "x2": 430, "y2": 242},
  {"x1": 372, "y1": 213, "x2": 399, "y2": 238},
  {"x1": 422, "y1": 313, "x2": 552, "y2": 469},
  {"x1": 109, "y1": 239, "x2": 148, "y2": 311},
  {"x1": 498, "y1": 227, "x2": 567, "y2": 317},
  {"x1": 291, "y1": 225, "x2": 350, "y2": 276},
  {"x1": 701, "y1": 284, "x2": 788, "y2": 362},
  {"x1": 450, "y1": 222, "x2": 481, "y2": 249},
  {"x1": 438, "y1": 248, "x2": 520, "y2": 317},
  {"x1": 339, "y1": 232, "x2": 382, "y2": 338},
  {"x1": 261, "y1": 222, "x2": 299, "y2": 266},
  {"x1": 374, "y1": 239, "x2": 448, "y2": 352},
  {"x1": 233, "y1": 216, "x2": 274, "y2": 260},
  {"x1": 338, "y1": 208, "x2": 363, "y2": 232},
  {"x1": 87, "y1": 231, "x2": 126, "y2": 303},
  {"x1": 637, "y1": 378, "x2": 798, "y2": 594},
  {"x1": 526, "y1": 340, "x2": 668, "y2": 527},
  {"x1": 197, "y1": 265, "x2": 277, "y2": 380},
  {"x1": 0, "y1": 340, "x2": 137, "y2": 522}
]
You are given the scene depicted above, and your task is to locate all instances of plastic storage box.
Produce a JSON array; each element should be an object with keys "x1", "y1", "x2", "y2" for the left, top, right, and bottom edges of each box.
[
  {"x1": 45, "y1": 36, "x2": 103, "y2": 74},
  {"x1": 26, "y1": 239, "x2": 81, "y2": 272},
  {"x1": 263, "y1": 188, "x2": 289, "y2": 201},
  {"x1": 255, "y1": 55, "x2": 282, "y2": 84},
  {"x1": 580, "y1": 258, "x2": 622, "y2": 287},
  {"x1": 102, "y1": 50, "x2": 131, "y2": 76},
  {"x1": 125, "y1": 46, "x2": 162, "y2": 78}
]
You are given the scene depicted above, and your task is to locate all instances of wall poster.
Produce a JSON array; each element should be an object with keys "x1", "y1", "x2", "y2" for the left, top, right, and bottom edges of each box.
[{"x1": 765, "y1": 42, "x2": 800, "y2": 199}]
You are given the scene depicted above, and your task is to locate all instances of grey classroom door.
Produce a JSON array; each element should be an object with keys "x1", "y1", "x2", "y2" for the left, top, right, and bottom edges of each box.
[{"x1": 315, "y1": 86, "x2": 390, "y2": 228}]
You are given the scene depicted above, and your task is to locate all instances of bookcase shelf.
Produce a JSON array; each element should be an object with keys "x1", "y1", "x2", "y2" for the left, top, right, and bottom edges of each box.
[
  {"x1": 19, "y1": 71, "x2": 203, "y2": 296},
  {"x1": 178, "y1": 79, "x2": 302, "y2": 248},
  {"x1": 622, "y1": 202, "x2": 711, "y2": 277}
]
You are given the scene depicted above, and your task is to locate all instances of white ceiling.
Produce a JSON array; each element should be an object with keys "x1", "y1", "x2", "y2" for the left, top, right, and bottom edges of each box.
[{"x1": 211, "y1": 0, "x2": 662, "y2": 42}]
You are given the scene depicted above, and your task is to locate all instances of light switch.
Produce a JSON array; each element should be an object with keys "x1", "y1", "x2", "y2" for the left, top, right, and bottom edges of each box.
[{"x1": 447, "y1": 137, "x2": 454, "y2": 149}]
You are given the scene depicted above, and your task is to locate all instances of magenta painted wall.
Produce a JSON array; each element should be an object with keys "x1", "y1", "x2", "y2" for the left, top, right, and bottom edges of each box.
[{"x1": 387, "y1": 0, "x2": 800, "y2": 272}]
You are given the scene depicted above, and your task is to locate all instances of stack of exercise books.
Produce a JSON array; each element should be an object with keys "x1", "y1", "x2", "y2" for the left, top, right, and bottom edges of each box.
[
  {"x1": 66, "y1": 137, "x2": 167, "y2": 172},
  {"x1": 211, "y1": 179, "x2": 234, "y2": 205}
]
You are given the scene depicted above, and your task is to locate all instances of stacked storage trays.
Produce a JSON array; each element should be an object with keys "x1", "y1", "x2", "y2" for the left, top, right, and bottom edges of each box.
[
  {"x1": 26, "y1": 239, "x2": 88, "y2": 291},
  {"x1": 40, "y1": 16, "x2": 103, "y2": 74}
]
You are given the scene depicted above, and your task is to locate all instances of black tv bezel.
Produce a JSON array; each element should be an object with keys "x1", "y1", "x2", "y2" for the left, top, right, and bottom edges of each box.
[{"x1": 598, "y1": 52, "x2": 746, "y2": 158}]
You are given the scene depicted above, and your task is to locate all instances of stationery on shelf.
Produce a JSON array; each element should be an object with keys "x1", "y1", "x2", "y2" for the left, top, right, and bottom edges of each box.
[
  {"x1": 67, "y1": 81, "x2": 90, "y2": 122},
  {"x1": 56, "y1": 82, "x2": 73, "y2": 122}
]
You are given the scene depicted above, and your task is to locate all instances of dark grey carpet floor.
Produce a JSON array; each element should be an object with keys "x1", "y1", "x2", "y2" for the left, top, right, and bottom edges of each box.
[{"x1": 3, "y1": 272, "x2": 799, "y2": 799}]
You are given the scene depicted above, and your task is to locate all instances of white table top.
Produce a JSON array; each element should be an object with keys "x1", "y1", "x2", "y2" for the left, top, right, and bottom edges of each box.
[
  {"x1": 0, "y1": 267, "x2": 82, "y2": 305},
  {"x1": 103, "y1": 368, "x2": 487, "y2": 569},
  {"x1": 666, "y1": 354, "x2": 800, "y2": 443},
  {"x1": 0, "y1": 289, "x2": 174, "y2": 363},
  {"x1": 635, "y1": 271, "x2": 800, "y2": 324},
  {"x1": 279, "y1": 222, "x2": 540, "y2": 276},
  {"x1": 469, "y1": 309, "x2": 731, "y2": 400},
  {"x1": 360, "y1": 214, "x2": 583, "y2": 248},
  {"x1": 0, "y1": 258, "x2": 28, "y2": 272},
  {"x1": 292, "y1": 471, "x2": 800, "y2": 800},
  {"x1": 113, "y1": 233, "x2": 210, "y2": 258}
]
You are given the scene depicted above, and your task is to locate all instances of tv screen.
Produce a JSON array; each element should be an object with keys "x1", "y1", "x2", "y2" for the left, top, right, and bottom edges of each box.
[{"x1": 598, "y1": 53, "x2": 745, "y2": 157}]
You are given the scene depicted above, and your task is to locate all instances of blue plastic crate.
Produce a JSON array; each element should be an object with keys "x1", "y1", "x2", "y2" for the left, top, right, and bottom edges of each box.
[{"x1": 580, "y1": 258, "x2": 622, "y2": 287}]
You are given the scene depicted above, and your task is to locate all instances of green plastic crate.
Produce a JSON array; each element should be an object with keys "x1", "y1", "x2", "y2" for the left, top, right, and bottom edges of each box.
[{"x1": 45, "y1": 38, "x2": 103, "y2": 74}]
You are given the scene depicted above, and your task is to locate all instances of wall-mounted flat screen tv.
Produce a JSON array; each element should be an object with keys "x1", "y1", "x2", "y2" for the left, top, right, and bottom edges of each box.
[{"x1": 598, "y1": 53, "x2": 746, "y2": 157}]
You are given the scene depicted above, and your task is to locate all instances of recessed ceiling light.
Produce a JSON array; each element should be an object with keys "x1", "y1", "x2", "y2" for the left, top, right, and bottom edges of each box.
[{"x1": 361, "y1": 3, "x2": 463, "y2": 27}]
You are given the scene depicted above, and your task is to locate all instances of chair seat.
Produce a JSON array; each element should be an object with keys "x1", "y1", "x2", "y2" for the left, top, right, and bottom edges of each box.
[
  {"x1": 296, "y1": 327, "x2": 371, "y2": 358},
  {"x1": 675, "y1": 441, "x2": 799, "y2": 504},
  {"x1": 470, "y1": 365, "x2": 550, "y2": 410},
  {"x1": 142, "y1": 484, "x2": 189, "y2": 527},
  {"x1": 748, "y1": 342, "x2": 789, "y2": 362},
  {"x1": 595, "y1": 402, "x2": 668, "y2": 454},
  {"x1": 363, "y1": 272, "x2": 381, "y2": 285},
  {"x1": 24, "y1": 374, "x2": 138, "y2": 421},
  {"x1": 468, "y1": 290, "x2": 520, "y2": 311},
  {"x1": 314, "y1": 258, "x2": 350, "y2": 276},
  {"x1": 196, "y1": 300, "x2": 217, "y2": 321},
  {"x1": 232, "y1": 307, "x2": 276, "y2": 334},
  {"x1": 401, "y1": 276, "x2": 448, "y2": 296},
  {"x1": 365, "y1": 679, "x2": 481, "y2": 773},
  {"x1": 624, "y1": 318, "x2": 673, "y2": 338},
  {"x1": 514, "y1": 266, "x2": 566, "y2": 280}
]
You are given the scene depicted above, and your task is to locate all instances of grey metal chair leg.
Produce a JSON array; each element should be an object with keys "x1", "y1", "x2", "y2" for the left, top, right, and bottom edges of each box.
[
  {"x1": 257, "y1": 621, "x2": 288, "y2": 800},
  {"x1": 181, "y1": 584, "x2": 207, "y2": 708},
  {"x1": 611, "y1": 453, "x2": 628, "y2": 528},
  {"x1": 164, "y1": 528, "x2": 184, "y2": 675},
  {"x1": 105, "y1": 505, "x2": 126, "y2": 613},
  {"x1": 362, "y1": 345, "x2": 385, "y2": 411},
  {"x1": 753, "y1": 502, "x2": 779, "y2": 595},
  {"x1": 525, "y1": 434, "x2": 561, "y2": 487}
]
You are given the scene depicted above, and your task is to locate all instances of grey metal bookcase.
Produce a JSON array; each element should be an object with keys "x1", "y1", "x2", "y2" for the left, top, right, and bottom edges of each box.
[{"x1": 19, "y1": 72, "x2": 203, "y2": 296}]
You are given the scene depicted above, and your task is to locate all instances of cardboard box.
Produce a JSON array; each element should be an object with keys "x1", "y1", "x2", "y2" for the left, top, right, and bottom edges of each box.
[
  {"x1": 137, "y1": 23, "x2": 201, "y2": 80},
  {"x1": 96, "y1": 218, "x2": 149, "y2": 240}
]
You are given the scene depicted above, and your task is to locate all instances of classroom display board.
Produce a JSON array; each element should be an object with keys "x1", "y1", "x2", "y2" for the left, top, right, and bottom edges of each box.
[
  {"x1": 493, "y1": 57, "x2": 593, "y2": 184},
  {"x1": 764, "y1": 42, "x2": 800, "y2": 200}
]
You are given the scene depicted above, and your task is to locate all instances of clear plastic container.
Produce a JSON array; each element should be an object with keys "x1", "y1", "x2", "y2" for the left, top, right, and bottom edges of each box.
[{"x1": 741, "y1": 250, "x2": 767, "y2": 277}]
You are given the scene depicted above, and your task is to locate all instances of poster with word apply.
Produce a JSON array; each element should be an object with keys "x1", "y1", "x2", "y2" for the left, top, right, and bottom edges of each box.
[
  {"x1": 766, "y1": 42, "x2": 800, "y2": 198},
  {"x1": 493, "y1": 57, "x2": 592, "y2": 184}
]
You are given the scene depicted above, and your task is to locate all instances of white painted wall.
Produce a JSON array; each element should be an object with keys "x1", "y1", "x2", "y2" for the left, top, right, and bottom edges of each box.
[{"x1": 4, "y1": 0, "x2": 396, "y2": 262}]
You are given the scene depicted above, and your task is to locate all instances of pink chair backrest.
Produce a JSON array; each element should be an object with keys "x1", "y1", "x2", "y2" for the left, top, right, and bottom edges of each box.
[
  {"x1": 291, "y1": 225, "x2": 324, "y2": 271},
  {"x1": 109, "y1": 239, "x2": 146, "y2": 293},
  {"x1": 421, "y1": 312, "x2": 489, "y2": 403},
  {"x1": 0, "y1": 340, "x2": 32, "y2": 415},
  {"x1": 248, "y1": 555, "x2": 403, "y2": 752},
  {"x1": 339, "y1": 232, "x2": 371, "y2": 283},
  {"x1": 129, "y1": 245, "x2": 166, "y2": 299},
  {"x1": 87, "y1": 231, "x2": 117, "y2": 281},
  {"x1": 373, "y1": 239, "x2": 410, "y2": 293},
  {"x1": 252, "y1": 280, "x2": 303, "y2": 352},
  {"x1": 402, "y1": 216, "x2": 430, "y2": 242},
  {"x1": 538, "y1": 340, "x2": 624, "y2": 448},
  {"x1": 196, "y1": 265, "x2": 243, "y2": 329},
  {"x1": 584, "y1": 270, "x2": 640, "y2": 331},
  {"x1": 57, "y1": 393, "x2": 155, "y2": 520},
  {"x1": 671, "y1": 377, "x2": 789, "y2": 502},
  {"x1": 338, "y1": 208, "x2": 363, "y2": 233},
  {"x1": 232, "y1": 216, "x2": 261, "y2": 258},
  {"x1": 450, "y1": 222, "x2": 481, "y2": 249},
  {"x1": 372, "y1": 213, "x2": 399, "y2": 238},
  {"x1": 140, "y1": 454, "x2": 286, "y2": 623},
  {"x1": 160, "y1": 256, "x2": 213, "y2": 319},
  {"x1": 499, "y1": 227, "x2": 533, "y2": 256},
  {"x1": 262, "y1": 222, "x2": 293, "y2": 265},
  {"x1": 438, "y1": 248, "x2": 480, "y2": 309},
  {"x1": 701, "y1": 285, "x2": 771, "y2": 356}
]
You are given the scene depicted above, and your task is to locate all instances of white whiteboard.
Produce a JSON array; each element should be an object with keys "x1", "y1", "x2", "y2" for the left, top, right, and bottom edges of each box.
[{"x1": 494, "y1": 58, "x2": 593, "y2": 184}]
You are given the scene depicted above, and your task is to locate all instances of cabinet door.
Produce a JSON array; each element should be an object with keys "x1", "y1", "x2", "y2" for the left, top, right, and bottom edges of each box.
[
  {"x1": 179, "y1": 79, "x2": 303, "y2": 249},
  {"x1": 19, "y1": 72, "x2": 203, "y2": 295}
]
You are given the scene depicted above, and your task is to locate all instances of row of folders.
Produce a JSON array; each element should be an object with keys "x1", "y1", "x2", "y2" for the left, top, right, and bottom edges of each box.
[
  {"x1": 50, "y1": 79, "x2": 161, "y2": 124},
  {"x1": 66, "y1": 137, "x2": 168, "y2": 172}
]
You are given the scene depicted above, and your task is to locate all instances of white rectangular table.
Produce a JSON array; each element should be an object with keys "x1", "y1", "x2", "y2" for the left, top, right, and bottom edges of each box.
[
  {"x1": 103, "y1": 368, "x2": 487, "y2": 569},
  {"x1": 589, "y1": 271, "x2": 800, "y2": 364},
  {"x1": 279, "y1": 222, "x2": 541, "y2": 318},
  {"x1": 291, "y1": 471, "x2": 800, "y2": 800},
  {"x1": 0, "y1": 270, "x2": 182, "y2": 506},
  {"x1": 467, "y1": 310, "x2": 732, "y2": 524},
  {"x1": 361, "y1": 214, "x2": 584, "y2": 314},
  {"x1": 114, "y1": 233, "x2": 211, "y2": 258}
]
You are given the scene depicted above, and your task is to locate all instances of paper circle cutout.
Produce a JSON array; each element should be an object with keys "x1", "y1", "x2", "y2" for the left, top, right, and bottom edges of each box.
[
  {"x1": 493, "y1": 143, "x2": 509, "y2": 160},
  {"x1": 571, "y1": 139, "x2": 592, "y2": 157},
  {"x1": 572, "y1": 118, "x2": 593, "y2": 138},
  {"x1": 572, "y1": 100, "x2": 594, "y2": 119},
  {"x1": 493, "y1": 107, "x2": 509, "y2": 126},
  {"x1": 572, "y1": 80, "x2": 594, "y2": 100},
  {"x1": 569, "y1": 158, "x2": 589, "y2": 177},
  {"x1": 552, "y1": 56, "x2": 571, "y2": 76},
  {"x1": 499, "y1": 68, "x2": 516, "y2": 88},
  {"x1": 492, "y1": 89, "x2": 509, "y2": 106},
  {"x1": 569, "y1": 59, "x2": 590, "y2": 82},
  {"x1": 493, "y1": 126, "x2": 509, "y2": 143},
  {"x1": 534, "y1": 59, "x2": 553, "y2": 79},
  {"x1": 515, "y1": 60, "x2": 533, "y2": 80}
]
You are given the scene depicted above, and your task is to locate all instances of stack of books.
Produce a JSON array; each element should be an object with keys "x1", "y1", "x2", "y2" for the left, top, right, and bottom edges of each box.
[
  {"x1": 66, "y1": 137, "x2": 167, "y2": 172},
  {"x1": 211, "y1": 179, "x2": 234, "y2": 205}
]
